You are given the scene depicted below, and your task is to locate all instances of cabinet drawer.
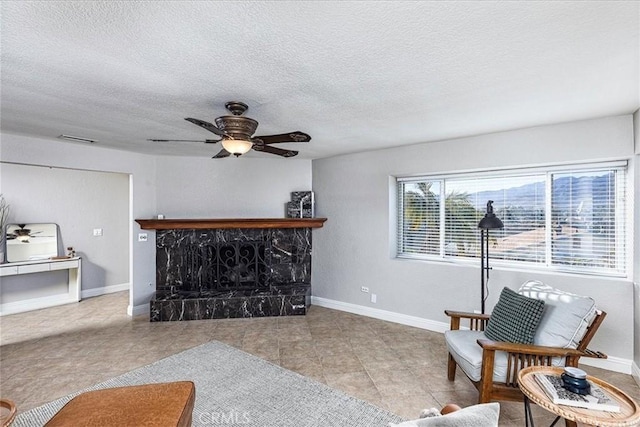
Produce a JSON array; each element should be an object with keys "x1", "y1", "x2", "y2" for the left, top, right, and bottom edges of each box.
[
  {"x1": 0, "y1": 266, "x2": 19, "y2": 276},
  {"x1": 50, "y1": 260, "x2": 79, "y2": 271},
  {"x1": 18, "y1": 263, "x2": 51, "y2": 274}
]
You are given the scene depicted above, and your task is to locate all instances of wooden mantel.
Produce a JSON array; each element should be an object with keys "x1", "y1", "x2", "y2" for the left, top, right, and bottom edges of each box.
[{"x1": 135, "y1": 218, "x2": 327, "y2": 230}]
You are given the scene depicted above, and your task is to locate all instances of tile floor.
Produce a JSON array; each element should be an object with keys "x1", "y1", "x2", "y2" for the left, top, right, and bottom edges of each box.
[{"x1": 1, "y1": 291, "x2": 638, "y2": 426}]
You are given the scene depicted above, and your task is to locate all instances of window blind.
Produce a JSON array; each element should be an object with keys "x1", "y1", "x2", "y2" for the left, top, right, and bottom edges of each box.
[{"x1": 396, "y1": 162, "x2": 629, "y2": 276}]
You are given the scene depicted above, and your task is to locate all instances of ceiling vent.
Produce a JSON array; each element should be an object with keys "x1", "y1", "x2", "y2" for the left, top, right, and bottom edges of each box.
[{"x1": 58, "y1": 134, "x2": 97, "y2": 144}]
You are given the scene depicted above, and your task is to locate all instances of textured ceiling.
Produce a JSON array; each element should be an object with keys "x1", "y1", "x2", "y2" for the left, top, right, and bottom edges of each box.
[{"x1": 1, "y1": 1, "x2": 638, "y2": 159}]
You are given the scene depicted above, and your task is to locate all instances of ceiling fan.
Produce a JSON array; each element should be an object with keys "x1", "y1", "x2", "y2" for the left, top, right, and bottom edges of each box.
[{"x1": 149, "y1": 101, "x2": 311, "y2": 158}]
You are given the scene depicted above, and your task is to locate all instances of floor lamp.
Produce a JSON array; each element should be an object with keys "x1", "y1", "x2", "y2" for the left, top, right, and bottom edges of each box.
[{"x1": 478, "y1": 200, "x2": 504, "y2": 314}]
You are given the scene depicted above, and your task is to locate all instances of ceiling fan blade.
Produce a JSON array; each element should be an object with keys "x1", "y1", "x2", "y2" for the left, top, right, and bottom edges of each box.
[
  {"x1": 185, "y1": 118, "x2": 228, "y2": 137},
  {"x1": 212, "y1": 148, "x2": 231, "y2": 159},
  {"x1": 252, "y1": 131, "x2": 311, "y2": 145},
  {"x1": 147, "y1": 139, "x2": 220, "y2": 143},
  {"x1": 253, "y1": 144, "x2": 298, "y2": 158}
]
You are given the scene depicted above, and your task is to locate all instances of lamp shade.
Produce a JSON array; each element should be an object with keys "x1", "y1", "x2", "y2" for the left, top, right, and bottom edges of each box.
[
  {"x1": 221, "y1": 138, "x2": 253, "y2": 155},
  {"x1": 478, "y1": 200, "x2": 504, "y2": 230}
]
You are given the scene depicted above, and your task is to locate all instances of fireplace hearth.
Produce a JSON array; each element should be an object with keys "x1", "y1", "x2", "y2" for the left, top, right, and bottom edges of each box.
[{"x1": 136, "y1": 218, "x2": 326, "y2": 322}]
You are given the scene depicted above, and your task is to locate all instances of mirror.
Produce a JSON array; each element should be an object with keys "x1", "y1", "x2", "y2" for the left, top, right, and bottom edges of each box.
[{"x1": 5, "y1": 223, "x2": 59, "y2": 262}]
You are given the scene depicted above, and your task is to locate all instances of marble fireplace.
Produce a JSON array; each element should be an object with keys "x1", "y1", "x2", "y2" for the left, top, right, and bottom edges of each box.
[{"x1": 135, "y1": 218, "x2": 326, "y2": 321}]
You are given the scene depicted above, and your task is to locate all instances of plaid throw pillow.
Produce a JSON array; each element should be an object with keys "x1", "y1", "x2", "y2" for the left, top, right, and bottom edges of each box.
[{"x1": 485, "y1": 287, "x2": 545, "y2": 344}]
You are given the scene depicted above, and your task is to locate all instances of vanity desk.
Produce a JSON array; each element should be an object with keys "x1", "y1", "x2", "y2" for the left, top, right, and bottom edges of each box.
[{"x1": 0, "y1": 257, "x2": 82, "y2": 315}]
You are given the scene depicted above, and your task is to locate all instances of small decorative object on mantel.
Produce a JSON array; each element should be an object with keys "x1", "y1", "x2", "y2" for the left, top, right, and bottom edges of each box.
[
  {"x1": 286, "y1": 191, "x2": 314, "y2": 218},
  {"x1": 67, "y1": 246, "x2": 76, "y2": 257}
]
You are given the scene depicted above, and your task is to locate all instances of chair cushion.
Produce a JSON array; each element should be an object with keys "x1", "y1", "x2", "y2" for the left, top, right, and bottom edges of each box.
[
  {"x1": 390, "y1": 402, "x2": 500, "y2": 427},
  {"x1": 444, "y1": 330, "x2": 508, "y2": 383},
  {"x1": 484, "y1": 287, "x2": 545, "y2": 344},
  {"x1": 518, "y1": 280, "x2": 597, "y2": 348},
  {"x1": 445, "y1": 329, "x2": 565, "y2": 384}
]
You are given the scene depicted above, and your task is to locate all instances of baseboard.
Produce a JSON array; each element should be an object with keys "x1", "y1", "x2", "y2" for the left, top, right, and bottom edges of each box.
[
  {"x1": 0, "y1": 293, "x2": 78, "y2": 316},
  {"x1": 310, "y1": 296, "x2": 634, "y2": 374},
  {"x1": 580, "y1": 355, "x2": 633, "y2": 375},
  {"x1": 128, "y1": 302, "x2": 149, "y2": 317},
  {"x1": 310, "y1": 296, "x2": 451, "y2": 333},
  {"x1": 81, "y1": 282, "x2": 129, "y2": 299},
  {"x1": 632, "y1": 361, "x2": 640, "y2": 388}
]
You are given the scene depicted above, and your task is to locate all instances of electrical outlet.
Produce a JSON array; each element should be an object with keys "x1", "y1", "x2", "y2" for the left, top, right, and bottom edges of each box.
[
  {"x1": 92, "y1": 228, "x2": 103, "y2": 236},
  {"x1": 361, "y1": 286, "x2": 369, "y2": 293},
  {"x1": 371, "y1": 293, "x2": 377, "y2": 303},
  {"x1": 138, "y1": 233, "x2": 148, "y2": 242}
]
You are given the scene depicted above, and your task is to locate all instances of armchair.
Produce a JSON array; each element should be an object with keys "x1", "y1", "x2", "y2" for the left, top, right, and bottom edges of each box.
[{"x1": 444, "y1": 281, "x2": 607, "y2": 406}]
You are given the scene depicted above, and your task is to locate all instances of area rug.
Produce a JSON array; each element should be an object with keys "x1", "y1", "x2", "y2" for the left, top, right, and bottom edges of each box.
[{"x1": 13, "y1": 340, "x2": 404, "y2": 426}]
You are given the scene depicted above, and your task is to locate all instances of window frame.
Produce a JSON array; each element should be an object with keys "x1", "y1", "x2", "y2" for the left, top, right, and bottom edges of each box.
[{"x1": 394, "y1": 160, "x2": 631, "y2": 278}]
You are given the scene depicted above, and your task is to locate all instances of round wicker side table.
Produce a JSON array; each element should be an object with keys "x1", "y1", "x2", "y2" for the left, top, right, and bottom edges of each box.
[{"x1": 518, "y1": 366, "x2": 640, "y2": 427}]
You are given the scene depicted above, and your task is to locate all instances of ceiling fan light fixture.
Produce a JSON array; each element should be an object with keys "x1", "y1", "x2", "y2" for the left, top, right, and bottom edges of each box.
[{"x1": 221, "y1": 138, "x2": 253, "y2": 156}]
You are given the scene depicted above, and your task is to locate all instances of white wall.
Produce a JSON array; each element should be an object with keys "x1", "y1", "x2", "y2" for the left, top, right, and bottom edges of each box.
[
  {"x1": 0, "y1": 133, "x2": 157, "y2": 314},
  {"x1": 155, "y1": 156, "x2": 312, "y2": 218},
  {"x1": 312, "y1": 115, "x2": 636, "y2": 371},
  {"x1": 1, "y1": 163, "x2": 129, "y2": 301}
]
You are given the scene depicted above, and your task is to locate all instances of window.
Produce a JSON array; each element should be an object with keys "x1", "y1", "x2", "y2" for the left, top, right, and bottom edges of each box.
[{"x1": 396, "y1": 162, "x2": 628, "y2": 276}]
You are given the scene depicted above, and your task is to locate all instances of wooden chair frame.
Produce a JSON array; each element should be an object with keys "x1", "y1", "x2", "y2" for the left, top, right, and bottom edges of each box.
[{"x1": 444, "y1": 309, "x2": 607, "y2": 405}]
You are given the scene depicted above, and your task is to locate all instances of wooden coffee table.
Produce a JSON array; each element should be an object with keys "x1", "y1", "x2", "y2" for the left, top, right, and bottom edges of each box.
[{"x1": 518, "y1": 366, "x2": 640, "y2": 427}]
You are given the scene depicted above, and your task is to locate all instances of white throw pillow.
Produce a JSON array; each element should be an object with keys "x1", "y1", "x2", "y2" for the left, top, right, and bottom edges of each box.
[
  {"x1": 390, "y1": 403, "x2": 500, "y2": 427},
  {"x1": 518, "y1": 280, "x2": 597, "y2": 348}
]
